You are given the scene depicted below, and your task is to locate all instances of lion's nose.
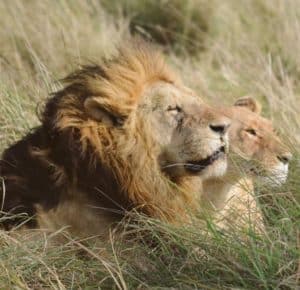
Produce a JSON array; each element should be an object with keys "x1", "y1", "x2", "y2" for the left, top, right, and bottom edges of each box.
[
  {"x1": 277, "y1": 153, "x2": 292, "y2": 165},
  {"x1": 209, "y1": 123, "x2": 230, "y2": 136}
]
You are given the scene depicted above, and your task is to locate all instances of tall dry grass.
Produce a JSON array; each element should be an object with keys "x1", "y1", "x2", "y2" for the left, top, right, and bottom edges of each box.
[{"x1": 0, "y1": 0, "x2": 299, "y2": 288}]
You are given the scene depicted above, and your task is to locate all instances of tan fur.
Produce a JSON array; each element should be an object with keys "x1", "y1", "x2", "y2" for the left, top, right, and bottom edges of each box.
[
  {"x1": 202, "y1": 98, "x2": 291, "y2": 231},
  {"x1": 0, "y1": 39, "x2": 230, "y2": 236},
  {"x1": 44, "y1": 42, "x2": 198, "y2": 235},
  {"x1": 36, "y1": 196, "x2": 119, "y2": 240}
]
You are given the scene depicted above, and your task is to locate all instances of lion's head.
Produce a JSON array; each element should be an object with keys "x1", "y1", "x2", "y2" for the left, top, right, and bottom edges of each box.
[
  {"x1": 223, "y1": 97, "x2": 292, "y2": 186},
  {"x1": 43, "y1": 40, "x2": 230, "y2": 222},
  {"x1": 136, "y1": 81, "x2": 230, "y2": 181}
]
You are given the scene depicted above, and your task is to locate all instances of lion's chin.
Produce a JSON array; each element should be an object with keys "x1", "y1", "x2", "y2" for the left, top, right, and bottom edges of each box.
[
  {"x1": 185, "y1": 146, "x2": 227, "y2": 179},
  {"x1": 256, "y1": 163, "x2": 288, "y2": 188},
  {"x1": 184, "y1": 145, "x2": 227, "y2": 176},
  {"x1": 200, "y1": 157, "x2": 228, "y2": 180},
  {"x1": 160, "y1": 146, "x2": 228, "y2": 179}
]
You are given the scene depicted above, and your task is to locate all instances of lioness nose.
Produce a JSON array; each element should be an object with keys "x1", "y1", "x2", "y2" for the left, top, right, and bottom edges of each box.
[
  {"x1": 277, "y1": 153, "x2": 291, "y2": 165},
  {"x1": 209, "y1": 123, "x2": 230, "y2": 136}
]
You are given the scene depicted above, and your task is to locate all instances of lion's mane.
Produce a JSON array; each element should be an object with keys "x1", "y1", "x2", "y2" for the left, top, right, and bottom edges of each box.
[{"x1": 0, "y1": 40, "x2": 200, "y2": 230}]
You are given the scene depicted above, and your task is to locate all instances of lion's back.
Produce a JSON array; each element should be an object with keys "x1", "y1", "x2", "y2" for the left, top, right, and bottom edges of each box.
[{"x1": 0, "y1": 127, "x2": 62, "y2": 229}]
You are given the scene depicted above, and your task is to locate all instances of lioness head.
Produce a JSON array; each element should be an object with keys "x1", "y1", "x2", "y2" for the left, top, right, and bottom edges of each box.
[{"x1": 224, "y1": 97, "x2": 292, "y2": 186}]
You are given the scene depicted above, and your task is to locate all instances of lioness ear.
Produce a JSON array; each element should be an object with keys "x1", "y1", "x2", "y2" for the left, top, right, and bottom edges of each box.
[
  {"x1": 84, "y1": 97, "x2": 125, "y2": 126},
  {"x1": 234, "y1": 97, "x2": 262, "y2": 114}
]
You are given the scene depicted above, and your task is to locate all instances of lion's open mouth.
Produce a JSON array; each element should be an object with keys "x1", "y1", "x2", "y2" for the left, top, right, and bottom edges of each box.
[{"x1": 185, "y1": 146, "x2": 226, "y2": 173}]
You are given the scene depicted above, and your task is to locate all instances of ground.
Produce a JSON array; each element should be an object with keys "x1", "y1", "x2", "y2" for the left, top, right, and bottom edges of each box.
[{"x1": 0, "y1": 1, "x2": 299, "y2": 289}]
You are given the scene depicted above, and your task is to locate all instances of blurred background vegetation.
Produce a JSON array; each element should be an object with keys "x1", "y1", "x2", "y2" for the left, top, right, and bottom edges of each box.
[{"x1": 0, "y1": 0, "x2": 299, "y2": 289}]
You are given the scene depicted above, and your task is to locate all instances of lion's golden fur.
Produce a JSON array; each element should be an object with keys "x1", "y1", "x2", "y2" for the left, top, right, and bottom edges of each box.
[{"x1": 2, "y1": 40, "x2": 225, "y2": 236}]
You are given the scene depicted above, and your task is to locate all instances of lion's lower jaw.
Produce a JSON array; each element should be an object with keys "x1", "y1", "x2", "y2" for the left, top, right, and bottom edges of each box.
[
  {"x1": 255, "y1": 163, "x2": 288, "y2": 188},
  {"x1": 257, "y1": 173, "x2": 287, "y2": 188},
  {"x1": 201, "y1": 158, "x2": 228, "y2": 180}
]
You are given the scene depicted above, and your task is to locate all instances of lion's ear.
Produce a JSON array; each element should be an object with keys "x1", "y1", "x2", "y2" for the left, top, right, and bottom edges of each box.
[
  {"x1": 84, "y1": 97, "x2": 125, "y2": 126},
  {"x1": 234, "y1": 97, "x2": 262, "y2": 114}
]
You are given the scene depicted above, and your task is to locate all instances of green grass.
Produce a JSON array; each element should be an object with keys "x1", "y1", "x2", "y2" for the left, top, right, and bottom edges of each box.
[{"x1": 0, "y1": 0, "x2": 299, "y2": 289}]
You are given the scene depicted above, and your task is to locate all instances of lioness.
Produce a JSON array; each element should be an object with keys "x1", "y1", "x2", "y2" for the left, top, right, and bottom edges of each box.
[
  {"x1": 0, "y1": 40, "x2": 230, "y2": 237},
  {"x1": 202, "y1": 97, "x2": 292, "y2": 230}
]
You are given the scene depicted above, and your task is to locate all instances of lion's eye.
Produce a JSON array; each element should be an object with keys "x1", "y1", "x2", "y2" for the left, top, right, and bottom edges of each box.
[
  {"x1": 166, "y1": 105, "x2": 184, "y2": 126},
  {"x1": 246, "y1": 128, "x2": 257, "y2": 136}
]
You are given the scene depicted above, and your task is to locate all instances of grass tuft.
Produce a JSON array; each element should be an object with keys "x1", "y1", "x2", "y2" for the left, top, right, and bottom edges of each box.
[{"x1": 0, "y1": 0, "x2": 299, "y2": 288}]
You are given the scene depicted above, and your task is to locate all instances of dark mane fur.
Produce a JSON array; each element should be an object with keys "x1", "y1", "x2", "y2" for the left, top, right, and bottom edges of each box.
[{"x1": 0, "y1": 41, "x2": 180, "y2": 230}]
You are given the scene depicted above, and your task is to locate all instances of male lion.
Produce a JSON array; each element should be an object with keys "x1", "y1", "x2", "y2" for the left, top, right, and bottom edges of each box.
[
  {"x1": 0, "y1": 40, "x2": 230, "y2": 237},
  {"x1": 202, "y1": 97, "x2": 292, "y2": 231}
]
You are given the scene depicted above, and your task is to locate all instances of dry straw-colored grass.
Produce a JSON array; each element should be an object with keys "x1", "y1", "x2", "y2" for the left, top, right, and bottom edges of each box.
[{"x1": 0, "y1": 0, "x2": 299, "y2": 288}]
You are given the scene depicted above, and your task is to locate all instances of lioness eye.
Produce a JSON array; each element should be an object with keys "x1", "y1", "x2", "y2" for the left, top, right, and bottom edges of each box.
[{"x1": 246, "y1": 128, "x2": 257, "y2": 136}]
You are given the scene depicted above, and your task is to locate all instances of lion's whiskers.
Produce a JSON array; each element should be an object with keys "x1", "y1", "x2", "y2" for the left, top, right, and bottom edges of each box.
[{"x1": 162, "y1": 163, "x2": 196, "y2": 169}]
